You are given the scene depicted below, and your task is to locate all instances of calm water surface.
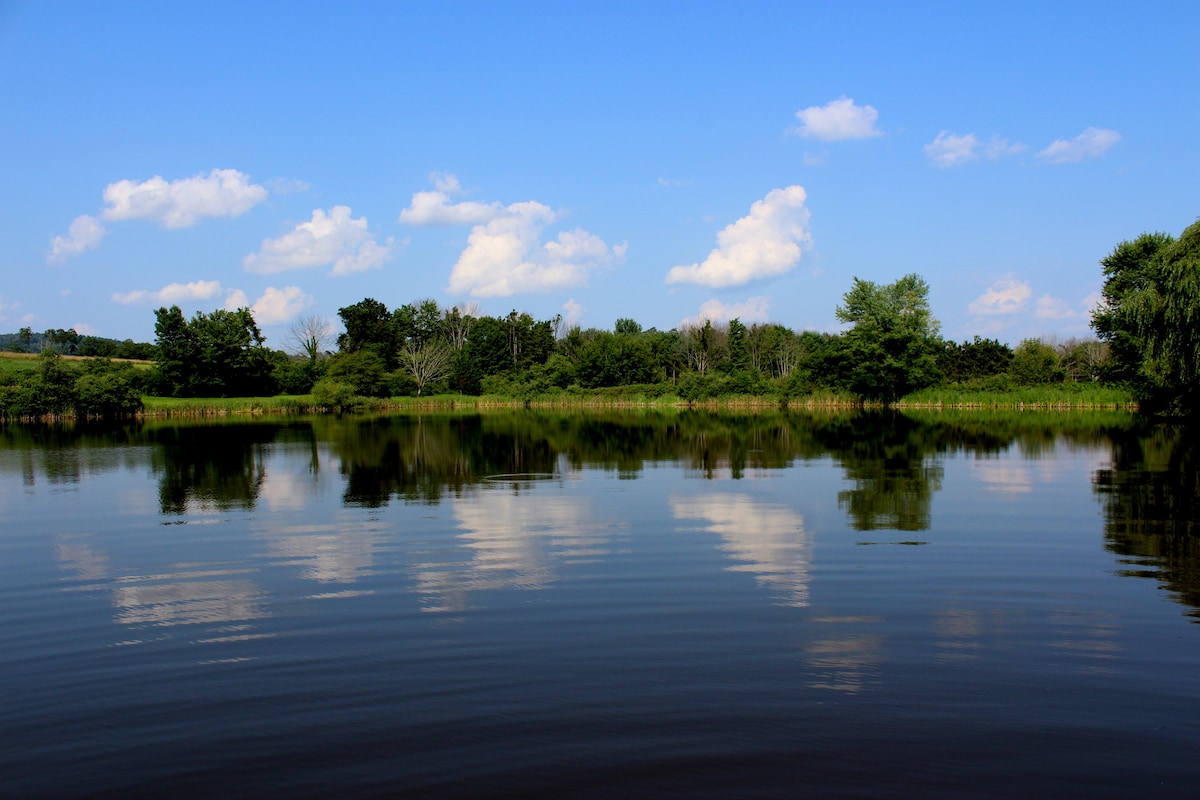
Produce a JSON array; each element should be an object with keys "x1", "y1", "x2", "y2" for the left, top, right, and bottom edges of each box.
[{"x1": 2, "y1": 410, "x2": 1197, "y2": 797}]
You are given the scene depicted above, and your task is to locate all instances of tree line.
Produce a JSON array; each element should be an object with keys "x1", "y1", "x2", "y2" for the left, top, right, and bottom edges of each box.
[
  {"x1": 138, "y1": 272, "x2": 1126, "y2": 407},
  {"x1": 3, "y1": 217, "x2": 1197, "y2": 418}
]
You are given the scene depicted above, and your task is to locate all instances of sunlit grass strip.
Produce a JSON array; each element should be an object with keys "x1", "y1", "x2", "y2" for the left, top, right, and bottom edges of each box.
[
  {"x1": 140, "y1": 395, "x2": 319, "y2": 416},
  {"x1": 898, "y1": 384, "x2": 1136, "y2": 409},
  {"x1": 0, "y1": 352, "x2": 152, "y2": 367},
  {"x1": 134, "y1": 384, "x2": 1136, "y2": 417}
]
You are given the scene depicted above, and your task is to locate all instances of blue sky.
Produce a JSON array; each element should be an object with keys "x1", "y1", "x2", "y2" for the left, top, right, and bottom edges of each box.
[{"x1": 2, "y1": 1, "x2": 1196, "y2": 348}]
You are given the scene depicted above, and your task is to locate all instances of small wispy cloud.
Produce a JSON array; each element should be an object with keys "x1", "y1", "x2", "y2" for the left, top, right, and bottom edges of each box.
[
  {"x1": 925, "y1": 132, "x2": 981, "y2": 168},
  {"x1": 968, "y1": 278, "x2": 1032, "y2": 316},
  {"x1": 48, "y1": 214, "x2": 106, "y2": 263},
  {"x1": 680, "y1": 296, "x2": 771, "y2": 328},
  {"x1": 925, "y1": 132, "x2": 1027, "y2": 168},
  {"x1": 1037, "y1": 127, "x2": 1121, "y2": 164}
]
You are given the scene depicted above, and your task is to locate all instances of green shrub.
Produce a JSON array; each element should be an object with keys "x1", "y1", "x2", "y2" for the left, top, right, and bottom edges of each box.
[
  {"x1": 311, "y1": 378, "x2": 358, "y2": 410},
  {"x1": 74, "y1": 372, "x2": 144, "y2": 418}
]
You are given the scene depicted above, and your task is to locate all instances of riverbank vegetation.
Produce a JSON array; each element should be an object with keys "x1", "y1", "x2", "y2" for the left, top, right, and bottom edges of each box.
[{"x1": 3, "y1": 219, "x2": 1196, "y2": 421}]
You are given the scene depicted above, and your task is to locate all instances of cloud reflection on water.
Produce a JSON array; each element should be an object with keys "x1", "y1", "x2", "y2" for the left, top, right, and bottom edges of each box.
[{"x1": 671, "y1": 492, "x2": 812, "y2": 608}]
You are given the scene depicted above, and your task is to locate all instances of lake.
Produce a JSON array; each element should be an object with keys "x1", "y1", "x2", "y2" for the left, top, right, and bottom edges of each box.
[{"x1": 2, "y1": 409, "x2": 1197, "y2": 797}]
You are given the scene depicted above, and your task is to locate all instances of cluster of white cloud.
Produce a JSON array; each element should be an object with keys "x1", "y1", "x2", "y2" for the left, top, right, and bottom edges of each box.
[
  {"x1": 666, "y1": 186, "x2": 811, "y2": 288},
  {"x1": 924, "y1": 127, "x2": 1118, "y2": 168},
  {"x1": 49, "y1": 169, "x2": 269, "y2": 264},
  {"x1": 225, "y1": 285, "x2": 312, "y2": 324},
  {"x1": 679, "y1": 296, "x2": 771, "y2": 328},
  {"x1": 112, "y1": 280, "x2": 311, "y2": 325},
  {"x1": 795, "y1": 97, "x2": 882, "y2": 141},
  {"x1": 967, "y1": 276, "x2": 1101, "y2": 333},
  {"x1": 789, "y1": 97, "x2": 1119, "y2": 170},
  {"x1": 400, "y1": 173, "x2": 627, "y2": 297},
  {"x1": 967, "y1": 277, "x2": 1032, "y2": 316},
  {"x1": 112, "y1": 279, "x2": 225, "y2": 306},
  {"x1": 243, "y1": 206, "x2": 397, "y2": 276},
  {"x1": 102, "y1": 168, "x2": 268, "y2": 228}
]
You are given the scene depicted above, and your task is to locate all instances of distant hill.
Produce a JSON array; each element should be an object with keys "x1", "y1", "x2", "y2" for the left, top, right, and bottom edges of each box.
[{"x1": 0, "y1": 331, "x2": 157, "y2": 360}]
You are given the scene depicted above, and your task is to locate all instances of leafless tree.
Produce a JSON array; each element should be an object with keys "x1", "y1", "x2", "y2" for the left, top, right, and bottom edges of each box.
[
  {"x1": 288, "y1": 315, "x2": 335, "y2": 362},
  {"x1": 400, "y1": 339, "x2": 453, "y2": 395},
  {"x1": 443, "y1": 302, "x2": 480, "y2": 350}
]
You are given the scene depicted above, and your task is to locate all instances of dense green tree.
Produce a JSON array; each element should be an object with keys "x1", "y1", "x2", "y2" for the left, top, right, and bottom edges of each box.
[
  {"x1": 833, "y1": 273, "x2": 942, "y2": 400},
  {"x1": 0, "y1": 351, "x2": 78, "y2": 418},
  {"x1": 74, "y1": 371, "x2": 143, "y2": 418},
  {"x1": 44, "y1": 327, "x2": 81, "y2": 354},
  {"x1": 939, "y1": 336, "x2": 1013, "y2": 384},
  {"x1": 614, "y1": 317, "x2": 642, "y2": 336},
  {"x1": 1092, "y1": 220, "x2": 1200, "y2": 414},
  {"x1": 150, "y1": 305, "x2": 275, "y2": 397},
  {"x1": 1009, "y1": 339, "x2": 1065, "y2": 385},
  {"x1": 337, "y1": 298, "x2": 398, "y2": 368},
  {"x1": 324, "y1": 349, "x2": 389, "y2": 397},
  {"x1": 575, "y1": 331, "x2": 658, "y2": 388},
  {"x1": 727, "y1": 318, "x2": 749, "y2": 373}
]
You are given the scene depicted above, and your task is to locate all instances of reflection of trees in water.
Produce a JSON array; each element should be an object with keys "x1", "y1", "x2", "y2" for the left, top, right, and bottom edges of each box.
[
  {"x1": 151, "y1": 424, "x2": 282, "y2": 514},
  {"x1": 0, "y1": 421, "x2": 148, "y2": 487},
  {"x1": 319, "y1": 414, "x2": 561, "y2": 507},
  {"x1": 1094, "y1": 423, "x2": 1200, "y2": 619},
  {"x1": 808, "y1": 413, "x2": 945, "y2": 531}
]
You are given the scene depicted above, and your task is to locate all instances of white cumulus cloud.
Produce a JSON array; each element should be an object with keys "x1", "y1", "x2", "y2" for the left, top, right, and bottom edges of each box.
[
  {"x1": 1037, "y1": 127, "x2": 1121, "y2": 164},
  {"x1": 794, "y1": 97, "x2": 882, "y2": 141},
  {"x1": 243, "y1": 206, "x2": 397, "y2": 276},
  {"x1": 562, "y1": 298, "x2": 584, "y2": 328},
  {"x1": 399, "y1": 171, "x2": 505, "y2": 225},
  {"x1": 101, "y1": 168, "x2": 267, "y2": 228},
  {"x1": 402, "y1": 175, "x2": 625, "y2": 297},
  {"x1": 112, "y1": 280, "x2": 225, "y2": 306},
  {"x1": 680, "y1": 296, "x2": 771, "y2": 328},
  {"x1": 247, "y1": 286, "x2": 312, "y2": 324},
  {"x1": 48, "y1": 214, "x2": 107, "y2": 263},
  {"x1": 925, "y1": 131, "x2": 980, "y2": 168},
  {"x1": 968, "y1": 278, "x2": 1032, "y2": 316},
  {"x1": 666, "y1": 186, "x2": 811, "y2": 288},
  {"x1": 449, "y1": 203, "x2": 624, "y2": 297}
]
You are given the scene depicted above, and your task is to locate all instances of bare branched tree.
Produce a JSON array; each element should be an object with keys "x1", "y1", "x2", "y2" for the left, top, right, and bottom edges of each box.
[
  {"x1": 289, "y1": 315, "x2": 334, "y2": 362},
  {"x1": 400, "y1": 339, "x2": 453, "y2": 395},
  {"x1": 443, "y1": 302, "x2": 480, "y2": 350}
]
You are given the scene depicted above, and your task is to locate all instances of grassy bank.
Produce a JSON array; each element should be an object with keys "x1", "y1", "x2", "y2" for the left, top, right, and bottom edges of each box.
[
  {"x1": 897, "y1": 383, "x2": 1136, "y2": 409},
  {"x1": 134, "y1": 384, "x2": 1135, "y2": 417}
]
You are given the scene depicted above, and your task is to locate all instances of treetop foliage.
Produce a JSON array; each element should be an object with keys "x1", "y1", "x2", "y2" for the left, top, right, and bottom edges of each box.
[{"x1": 1092, "y1": 217, "x2": 1200, "y2": 414}]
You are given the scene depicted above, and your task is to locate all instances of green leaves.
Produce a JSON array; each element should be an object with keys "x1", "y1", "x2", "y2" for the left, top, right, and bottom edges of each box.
[
  {"x1": 833, "y1": 273, "x2": 942, "y2": 400},
  {"x1": 1092, "y1": 219, "x2": 1200, "y2": 414}
]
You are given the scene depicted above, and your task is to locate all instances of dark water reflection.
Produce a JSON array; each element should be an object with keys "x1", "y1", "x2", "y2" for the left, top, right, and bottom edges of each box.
[{"x1": 2, "y1": 409, "x2": 1199, "y2": 797}]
